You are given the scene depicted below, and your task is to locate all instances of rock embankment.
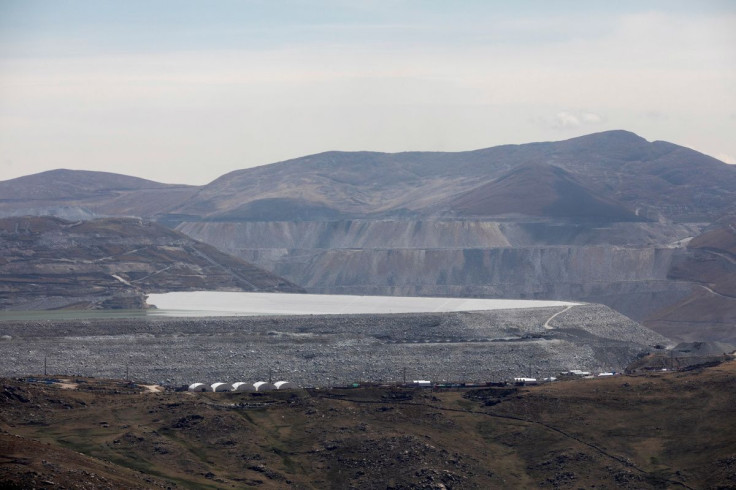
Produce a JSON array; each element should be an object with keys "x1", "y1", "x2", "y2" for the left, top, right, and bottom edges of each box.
[{"x1": 0, "y1": 304, "x2": 667, "y2": 386}]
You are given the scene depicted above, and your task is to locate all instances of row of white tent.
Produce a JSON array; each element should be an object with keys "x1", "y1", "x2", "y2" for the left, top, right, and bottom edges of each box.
[{"x1": 188, "y1": 381, "x2": 296, "y2": 392}]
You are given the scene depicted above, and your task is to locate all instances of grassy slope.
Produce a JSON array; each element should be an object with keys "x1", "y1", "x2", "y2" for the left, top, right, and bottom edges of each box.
[{"x1": 1, "y1": 362, "x2": 735, "y2": 489}]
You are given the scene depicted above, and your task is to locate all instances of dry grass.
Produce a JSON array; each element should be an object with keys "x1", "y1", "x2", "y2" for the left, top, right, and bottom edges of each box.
[{"x1": 1, "y1": 362, "x2": 735, "y2": 488}]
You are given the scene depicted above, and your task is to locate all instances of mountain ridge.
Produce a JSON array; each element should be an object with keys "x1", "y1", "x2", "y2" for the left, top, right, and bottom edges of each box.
[
  {"x1": 165, "y1": 129, "x2": 736, "y2": 223},
  {"x1": 1, "y1": 130, "x2": 733, "y2": 223}
]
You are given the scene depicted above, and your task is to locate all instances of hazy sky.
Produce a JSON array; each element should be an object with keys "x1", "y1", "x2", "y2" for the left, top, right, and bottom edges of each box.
[{"x1": 1, "y1": 1, "x2": 734, "y2": 185}]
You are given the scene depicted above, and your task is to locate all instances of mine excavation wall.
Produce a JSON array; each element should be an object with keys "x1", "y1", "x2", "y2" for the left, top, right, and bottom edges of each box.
[
  {"x1": 177, "y1": 220, "x2": 699, "y2": 249},
  {"x1": 177, "y1": 220, "x2": 696, "y2": 321}
]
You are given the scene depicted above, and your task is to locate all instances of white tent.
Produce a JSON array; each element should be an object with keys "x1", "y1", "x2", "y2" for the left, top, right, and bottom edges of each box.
[
  {"x1": 253, "y1": 381, "x2": 276, "y2": 392},
  {"x1": 274, "y1": 381, "x2": 296, "y2": 390},
  {"x1": 232, "y1": 381, "x2": 256, "y2": 392},
  {"x1": 188, "y1": 382, "x2": 208, "y2": 392},
  {"x1": 211, "y1": 382, "x2": 232, "y2": 392},
  {"x1": 412, "y1": 380, "x2": 431, "y2": 387}
]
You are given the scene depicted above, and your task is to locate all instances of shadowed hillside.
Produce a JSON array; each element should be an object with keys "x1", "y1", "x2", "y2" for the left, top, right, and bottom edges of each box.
[{"x1": 448, "y1": 162, "x2": 642, "y2": 221}]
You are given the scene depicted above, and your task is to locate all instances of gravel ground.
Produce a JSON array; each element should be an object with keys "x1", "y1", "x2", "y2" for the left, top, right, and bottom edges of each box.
[{"x1": 0, "y1": 304, "x2": 668, "y2": 387}]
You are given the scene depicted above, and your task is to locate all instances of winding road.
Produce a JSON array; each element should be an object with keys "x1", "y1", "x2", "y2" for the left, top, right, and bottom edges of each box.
[{"x1": 543, "y1": 304, "x2": 577, "y2": 329}]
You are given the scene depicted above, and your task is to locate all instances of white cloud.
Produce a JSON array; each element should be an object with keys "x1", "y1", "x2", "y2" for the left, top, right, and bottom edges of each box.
[
  {"x1": 535, "y1": 111, "x2": 604, "y2": 130},
  {"x1": 716, "y1": 153, "x2": 735, "y2": 164},
  {"x1": 555, "y1": 112, "x2": 581, "y2": 128}
]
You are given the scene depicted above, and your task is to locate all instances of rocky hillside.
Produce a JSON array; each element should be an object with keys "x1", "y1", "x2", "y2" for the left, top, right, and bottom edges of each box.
[
  {"x1": 2, "y1": 361, "x2": 735, "y2": 488},
  {"x1": 447, "y1": 162, "x2": 643, "y2": 221},
  {"x1": 645, "y1": 217, "x2": 736, "y2": 343},
  {"x1": 0, "y1": 216, "x2": 302, "y2": 310}
]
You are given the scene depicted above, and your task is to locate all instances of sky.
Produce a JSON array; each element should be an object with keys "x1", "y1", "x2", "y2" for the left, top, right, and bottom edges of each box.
[{"x1": 0, "y1": 0, "x2": 734, "y2": 185}]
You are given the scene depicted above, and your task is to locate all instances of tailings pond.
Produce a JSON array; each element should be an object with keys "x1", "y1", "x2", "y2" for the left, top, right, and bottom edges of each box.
[{"x1": 0, "y1": 292, "x2": 579, "y2": 321}]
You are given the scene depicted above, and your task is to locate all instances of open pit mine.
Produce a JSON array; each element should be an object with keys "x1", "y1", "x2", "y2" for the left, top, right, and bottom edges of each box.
[{"x1": 1, "y1": 130, "x2": 734, "y2": 385}]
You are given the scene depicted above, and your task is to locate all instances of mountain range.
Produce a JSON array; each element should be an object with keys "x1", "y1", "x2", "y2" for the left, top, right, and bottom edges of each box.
[{"x1": 1, "y1": 130, "x2": 734, "y2": 341}]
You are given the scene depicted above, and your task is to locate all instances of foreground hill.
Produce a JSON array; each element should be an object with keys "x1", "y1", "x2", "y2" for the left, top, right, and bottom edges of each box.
[
  {"x1": 1, "y1": 361, "x2": 735, "y2": 488},
  {"x1": 0, "y1": 216, "x2": 302, "y2": 310}
]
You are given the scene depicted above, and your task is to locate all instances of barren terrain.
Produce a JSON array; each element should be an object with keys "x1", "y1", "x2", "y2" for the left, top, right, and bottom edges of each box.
[
  {"x1": 0, "y1": 304, "x2": 666, "y2": 387},
  {"x1": 1, "y1": 361, "x2": 735, "y2": 488}
]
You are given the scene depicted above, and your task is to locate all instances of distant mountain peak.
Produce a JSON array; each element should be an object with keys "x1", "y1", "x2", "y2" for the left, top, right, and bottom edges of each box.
[{"x1": 570, "y1": 129, "x2": 648, "y2": 142}]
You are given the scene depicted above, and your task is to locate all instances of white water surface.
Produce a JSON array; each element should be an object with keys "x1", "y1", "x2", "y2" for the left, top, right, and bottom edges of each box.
[{"x1": 146, "y1": 292, "x2": 579, "y2": 316}]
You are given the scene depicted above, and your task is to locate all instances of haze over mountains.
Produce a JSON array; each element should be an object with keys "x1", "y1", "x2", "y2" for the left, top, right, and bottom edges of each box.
[{"x1": 1, "y1": 130, "x2": 734, "y2": 342}]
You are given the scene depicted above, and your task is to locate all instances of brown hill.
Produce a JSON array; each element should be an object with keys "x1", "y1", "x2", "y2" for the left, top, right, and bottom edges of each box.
[
  {"x1": 448, "y1": 162, "x2": 642, "y2": 221},
  {"x1": 1, "y1": 361, "x2": 735, "y2": 488},
  {"x1": 0, "y1": 216, "x2": 303, "y2": 310}
]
